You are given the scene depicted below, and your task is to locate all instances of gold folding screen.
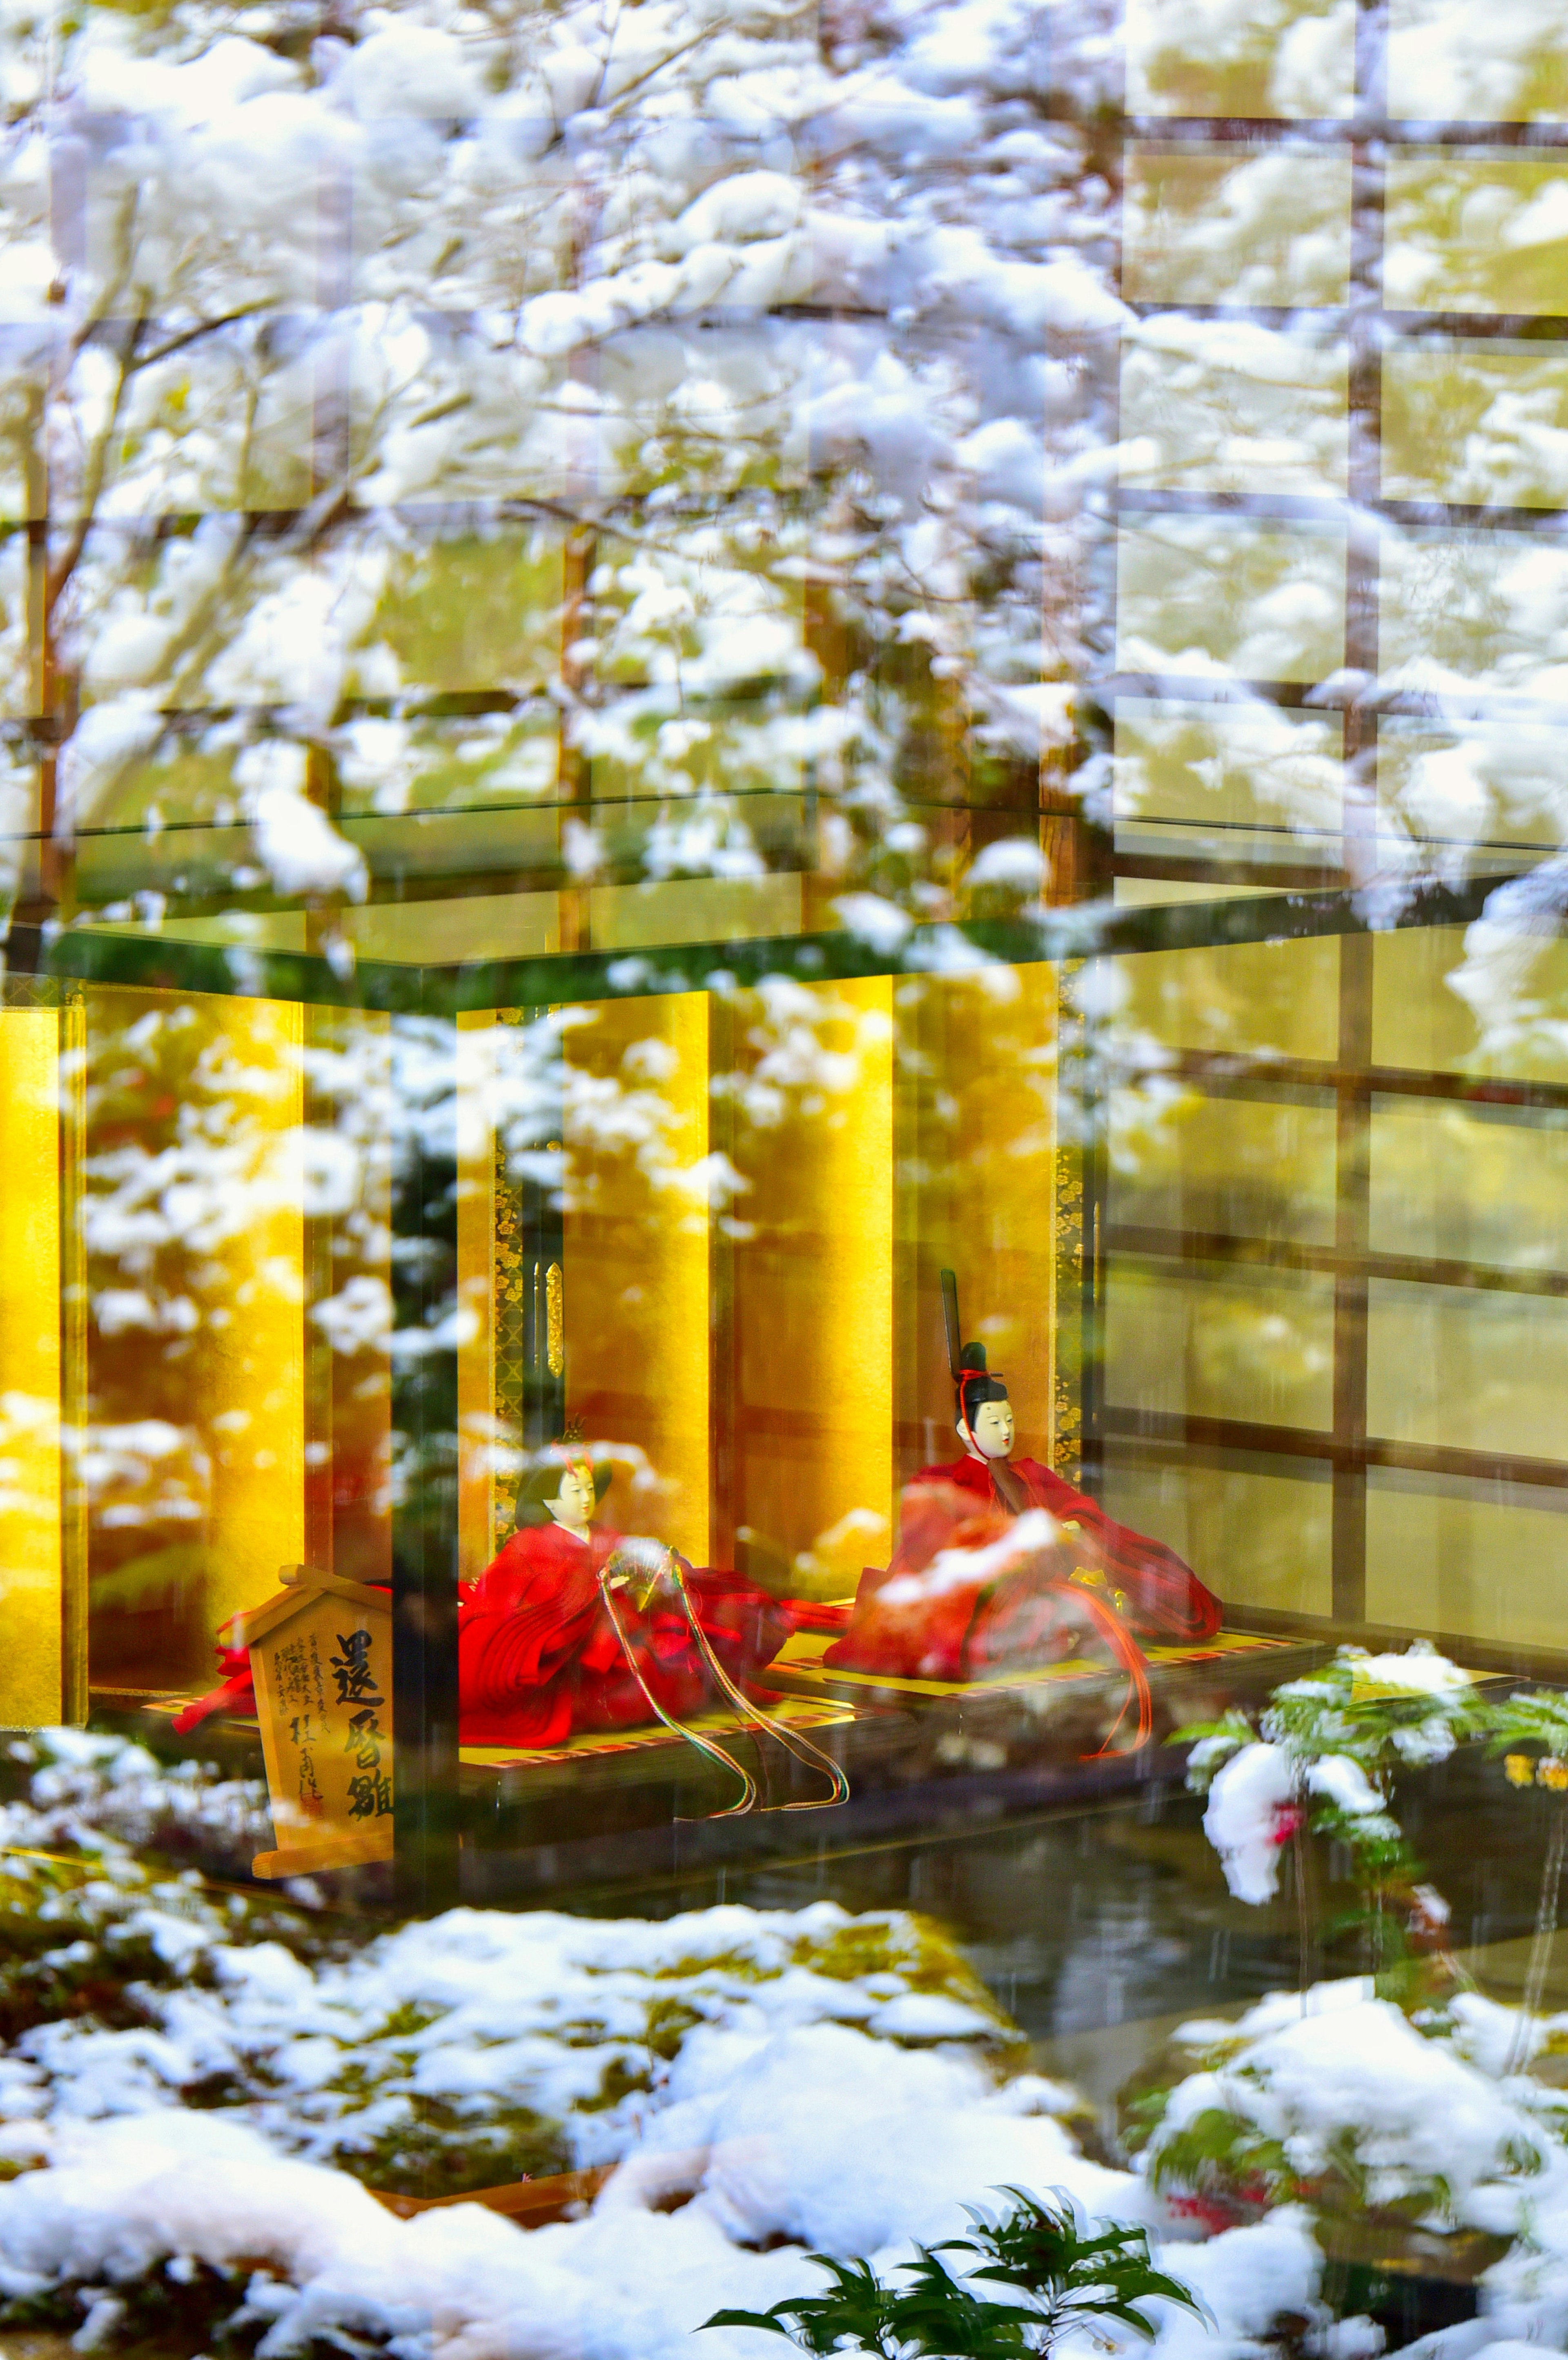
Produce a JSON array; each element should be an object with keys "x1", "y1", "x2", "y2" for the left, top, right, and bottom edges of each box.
[
  {"x1": 456, "y1": 967, "x2": 1066, "y2": 1603},
  {"x1": 0, "y1": 1007, "x2": 66, "y2": 1725}
]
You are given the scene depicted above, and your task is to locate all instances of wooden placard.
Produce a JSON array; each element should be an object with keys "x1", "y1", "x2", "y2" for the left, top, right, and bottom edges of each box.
[{"x1": 240, "y1": 1569, "x2": 395, "y2": 1879}]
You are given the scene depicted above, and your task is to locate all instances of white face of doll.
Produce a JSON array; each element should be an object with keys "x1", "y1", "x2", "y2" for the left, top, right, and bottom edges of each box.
[
  {"x1": 546, "y1": 1462, "x2": 597, "y2": 1536},
  {"x1": 960, "y1": 1397, "x2": 1015, "y2": 1460}
]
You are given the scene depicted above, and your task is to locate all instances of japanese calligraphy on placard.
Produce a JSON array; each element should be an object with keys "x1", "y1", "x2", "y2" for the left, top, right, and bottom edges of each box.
[{"x1": 240, "y1": 1569, "x2": 394, "y2": 1878}]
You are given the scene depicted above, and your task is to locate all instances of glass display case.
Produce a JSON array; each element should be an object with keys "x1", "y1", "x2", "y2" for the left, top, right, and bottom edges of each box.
[
  {"x1": 5, "y1": 0, "x2": 1568, "y2": 2288},
  {"x1": 4, "y1": 869, "x2": 1568, "y2": 1907}
]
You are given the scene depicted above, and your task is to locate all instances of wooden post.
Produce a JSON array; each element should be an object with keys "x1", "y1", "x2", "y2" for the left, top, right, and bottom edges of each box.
[{"x1": 390, "y1": 1012, "x2": 461, "y2": 1915}]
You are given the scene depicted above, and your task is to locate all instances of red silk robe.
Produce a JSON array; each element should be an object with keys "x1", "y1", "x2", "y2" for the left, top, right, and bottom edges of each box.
[
  {"x1": 458, "y1": 1522, "x2": 793, "y2": 1748},
  {"x1": 823, "y1": 1454, "x2": 1220, "y2": 1683},
  {"x1": 171, "y1": 1617, "x2": 262, "y2": 1734},
  {"x1": 174, "y1": 1535, "x2": 792, "y2": 1749}
]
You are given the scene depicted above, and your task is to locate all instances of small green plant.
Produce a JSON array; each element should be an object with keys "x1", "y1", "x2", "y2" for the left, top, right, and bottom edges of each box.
[
  {"x1": 1479, "y1": 1688, "x2": 1568, "y2": 2069},
  {"x1": 703, "y1": 2189, "x2": 1201, "y2": 2360}
]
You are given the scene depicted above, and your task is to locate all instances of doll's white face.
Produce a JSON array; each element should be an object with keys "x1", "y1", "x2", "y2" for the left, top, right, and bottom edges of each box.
[
  {"x1": 960, "y1": 1398, "x2": 1015, "y2": 1460},
  {"x1": 546, "y1": 1462, "x2": 597, "y2": 1536}
]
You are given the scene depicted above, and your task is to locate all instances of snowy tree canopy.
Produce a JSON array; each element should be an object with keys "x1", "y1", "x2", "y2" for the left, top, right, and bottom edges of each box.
[
  {"x1": 0, "y1": 0, "x2": 1141, "y2": 948},
  {"x1": 0, "y1": 0, "x2": 1561, "y2": 962}
]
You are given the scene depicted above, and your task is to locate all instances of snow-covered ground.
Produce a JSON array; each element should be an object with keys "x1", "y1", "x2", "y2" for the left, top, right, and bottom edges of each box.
[
  {"x1": 0, "y1": 1731, "x2": 1339, "y2": 2360},
  {"x1": 4, "y1": 1727, "x2": 1568, "y2": 2360},
  {"x1": 0, "y1": 2104, "x2": 1328, "y2": 2360},
  {"x1": 2, "y1": 1729, "x2": 274, "y2": 1867}
]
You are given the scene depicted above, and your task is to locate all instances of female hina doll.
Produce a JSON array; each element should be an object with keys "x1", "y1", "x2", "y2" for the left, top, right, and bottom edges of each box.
[
  {"x1": 458, "y1": 1447, "x2": 793, "y2": 1750},
  {"x1": 176, "y1": 1449, "x2": 804, "y2": 1775},
  {"x1": 824, "y1": 1293, "x2": 1221, "y2": 1734}
]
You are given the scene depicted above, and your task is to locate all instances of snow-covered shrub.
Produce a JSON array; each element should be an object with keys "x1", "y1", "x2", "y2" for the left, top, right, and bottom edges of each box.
[
  {"x1": 1131, "y1": 1983, "x2": 1552, "y2": 2240},
  {"x1": 0, "y1": 1736, "x2": 1390, "y2": 2360},
  {"x1": 1177, "y1": 1646, "x2": 1486, "y2": 1991},
  {"x1": 2, "y1": 1901, "x2": 1021, "y2": 2200},
  {"x1": 0, "y1": 1736, "x2": 1013, "y2": 2201},
  {"x1": 4, "y1": 1729, "x2": 272, "y2": 1871},
  {"x1": 1480, "y1": 1691, "x2": 1568, "y2": 2067},
  {"x1": 0, "y1": 1831, "x2": 331, "y2": 2060}
]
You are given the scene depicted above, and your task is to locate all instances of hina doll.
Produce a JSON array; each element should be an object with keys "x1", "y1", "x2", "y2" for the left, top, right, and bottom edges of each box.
[
  {"x1": 458, "y1": 1448, "x2": 795, "y2": 1750},
  {"x1": 825, "y1": 1322, "x2": 1221, "y2": 1706},
  {"x1": 175, "y1": 1450, "x2": 798, "y2": 1759}
]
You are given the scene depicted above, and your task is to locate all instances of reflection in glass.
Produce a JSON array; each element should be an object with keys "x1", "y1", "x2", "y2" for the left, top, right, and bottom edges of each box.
[
  {"x1": 1387, "y1": 0, "x2": 1568, "y2": 130},
  {"x1": 1368, "y1": 1279, "x2": 1568, "y2": 1460},
  {"x1": 1105, "y1": 1257, "x2": 1336, "y2": 1432},
  {"x1": 1382, "y1": 343, "x2": 1568, "y2": 510},
  {"x1": 1385, "y1": 152, "x2": 1568, "y2": 316},
  {"x1": 1123, "y1": 146, "x2": 1354, "y2": 305},
  {"x1": 1368, "y1": 1471, "x2": 1568, "y2": 1648},
  {"x1": 1371, "y1": 1099, "x2": 1568, "y2": 1271},
  {"x1": 1125, "y1": 0, "x2": 1355, "y2": 118},
  {"x1": 1115, "y1": 519, "x2": 1348, "y2": 684},
  {"x1": 1114, "y1": 699, "x2": 1345, "y2": 871},
  {"x1": 1120, "y1": 323, "x2": 1349, "y2": 498}
]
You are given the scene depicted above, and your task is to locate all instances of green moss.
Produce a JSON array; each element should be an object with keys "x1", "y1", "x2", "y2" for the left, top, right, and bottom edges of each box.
[
  {"x1": 0, "y1": 1850, "x2": 332, "y2": 2050},
  {"x1": 178, "y1": 2070, "x2": 250, "y2": 2111},
  {"x1": 639, "y1": 1917, "x2": 1014, "y2": 2050},
  {"x1": 0, "y1": 1929, "x2": 162, "y2": 2045},
  {"x1": 793, "y1": 1914, "x2": 1012, "y2": 2024},
  {"x1": 0, "y1": 2285, "x2": 87, "y2": 2335},
  {"x1": 0, "y1": 2255, "x2": 385, "y2": 2358},
  {"x1": 0, "y1": 1846, "x2": 1025, "y2": 2218},
  {"x1": 96, "y1": 2261, "x2": 252, "y2": 2355},
  {"x1": 334, "y1": 2097, "x2": 570, "y2": 2201},
  {"x1": 554, "y1": 2017, "x2": 621, "y2": 2045},
  {"x1": 633, "y1": 1914, "x2": 1009, "y2": 2032},
  {"x1": 370, "y1": 2002, "x2": 444, "y2": 2043},
  {"x1": 577, "y1": 2054, "x2": 655, "y2": 2113},
  {"x1": 643, "y1": 1950, "x2": 769, "y2": 1986},
  {"x1": 323, "y1": 2057, "x2": 378, "y2": 2101},
  {"x1": 644, "y1": 1998, "x2": 703, "y2": 2060}
]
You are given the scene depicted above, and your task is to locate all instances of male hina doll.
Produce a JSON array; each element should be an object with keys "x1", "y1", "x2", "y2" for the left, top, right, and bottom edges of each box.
[
  {"x1": 458, "y1": 1449, "x2": 793, "y2": 1749},
  {"x1": 825, "y1": 1314, "x2": 1221, "y2": 1700}
]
